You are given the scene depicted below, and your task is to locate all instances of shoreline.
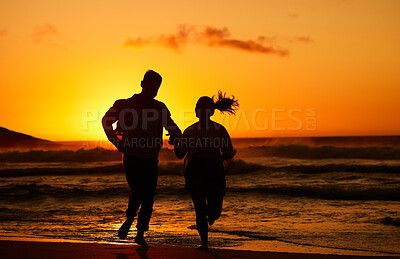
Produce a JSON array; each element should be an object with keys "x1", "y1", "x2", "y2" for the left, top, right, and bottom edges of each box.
[{"x1": 0, "y1": 237, "x2": 399, "y2": 259}]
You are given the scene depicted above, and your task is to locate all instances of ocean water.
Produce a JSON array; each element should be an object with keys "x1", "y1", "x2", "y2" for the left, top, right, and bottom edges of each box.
[{"x1": 0, "y1": 137, "x2": 399, "y2": 256}]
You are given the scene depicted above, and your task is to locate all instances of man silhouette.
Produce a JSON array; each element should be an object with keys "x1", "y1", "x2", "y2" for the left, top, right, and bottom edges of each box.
[{"x1": 102, "y1": 70, "x2": 181, "y2": 246}]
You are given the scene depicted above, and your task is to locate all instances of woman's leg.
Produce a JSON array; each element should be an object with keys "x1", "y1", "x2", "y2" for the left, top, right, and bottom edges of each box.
[
  {"x1": 189, "y1": 180, "x2": 208, "y2": 249},
  {"x1": 206, "y1": 179, "x2": 225, "y2": 225}
]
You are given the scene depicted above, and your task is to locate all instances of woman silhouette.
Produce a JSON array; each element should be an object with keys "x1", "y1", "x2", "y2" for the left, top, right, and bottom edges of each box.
[{"x1": 174, "y1": 91, "x2": 238, "y2": 250}]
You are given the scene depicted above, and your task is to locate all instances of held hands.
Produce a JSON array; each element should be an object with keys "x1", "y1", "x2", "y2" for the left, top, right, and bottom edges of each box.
[{"x1": 167, "y1": 129, "x2": 182, "y2": 146}]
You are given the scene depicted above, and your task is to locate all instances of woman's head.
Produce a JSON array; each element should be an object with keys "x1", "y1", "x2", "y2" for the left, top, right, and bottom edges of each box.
[
  {"x1": 195, "y1": 96, "x2": 215, "y2": 119},
  {"x1": 195, "y1": 91, "x2": 239, "y2": 119}
]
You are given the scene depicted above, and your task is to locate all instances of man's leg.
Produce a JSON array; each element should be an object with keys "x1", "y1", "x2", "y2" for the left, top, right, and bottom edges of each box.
[
  {"x1": 118, "y1": 155, "x2": 143, "y2": 239},
  {"x1": 135, "y1": 158, "x2": 158, "y2": 247}
]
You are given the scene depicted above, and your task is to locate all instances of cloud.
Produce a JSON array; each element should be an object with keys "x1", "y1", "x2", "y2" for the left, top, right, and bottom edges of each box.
[
  {"x1": 124, "y1": 25, "x2": 192, "y2": 51},
  {"x1": 294, "y1": 36, "x2": 313, "y2": 43},
  {"x1": 288, "y1": 13, "x2": 299, "y2": 19},
  {"x1": 31, "y1": 24, "x2": 59, "y2": 44},
  {"x1": 124, "y1": 25, "x2": 289, "y2": 56}
]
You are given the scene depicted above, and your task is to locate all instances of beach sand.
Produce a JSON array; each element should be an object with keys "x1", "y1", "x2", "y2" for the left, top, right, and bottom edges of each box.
[{"x1": 0, "y1": 240, "x2": 398, "y2": 259}]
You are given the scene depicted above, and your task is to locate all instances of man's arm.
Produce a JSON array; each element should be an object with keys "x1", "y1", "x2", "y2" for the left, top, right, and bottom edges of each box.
[
  {"x1": 161, "y1": 104, "x2": 182, "y2": 146},
  {"x1": 174, "y1": 130, "x2": 188, "y2": 159},
  {"x1": 102, "y1": 100, "x2": 123, "y2": 149}
]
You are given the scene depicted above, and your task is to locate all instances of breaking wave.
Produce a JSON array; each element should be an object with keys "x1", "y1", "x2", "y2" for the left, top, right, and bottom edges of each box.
[
  {"x1": 240, "y1": 145, "x2": 400, "y2": 160},
  {"x1": 1, "y1": 145, "x2": 400, "y2": 163},
  {"x1": 1, "y1": 159, "x2": 400, "y2": 178},
  {"x1": 227, "y1": 186, "x2": 400, "y2": 201},
  {"x1": 1, "y1": 182, "x2": 398, "y2": 201}
]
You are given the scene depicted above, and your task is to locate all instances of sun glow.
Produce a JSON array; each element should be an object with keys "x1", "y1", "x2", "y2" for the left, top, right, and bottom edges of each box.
[{"x1": 1, "y1": 0, "x2": 400, "y2": 140}]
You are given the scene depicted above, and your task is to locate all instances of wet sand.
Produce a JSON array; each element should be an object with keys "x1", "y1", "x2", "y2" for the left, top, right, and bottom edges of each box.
[{"x1": 0, "y1": 240, "x2": 398, "y2": 259}]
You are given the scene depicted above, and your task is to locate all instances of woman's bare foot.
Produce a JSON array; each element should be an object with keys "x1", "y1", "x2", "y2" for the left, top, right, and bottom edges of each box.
[
  {"x1": 135, "y1": 236, "x2": 149, "y2": 247},
  {"x1": 135, "y1": 230, "x2": 149, "y2": 248}
]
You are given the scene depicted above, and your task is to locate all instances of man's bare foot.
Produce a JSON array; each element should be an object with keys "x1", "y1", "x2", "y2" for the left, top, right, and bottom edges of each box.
[
  {"x1": 135, "y1": 236, "x2": 149, "y2": 248},
  {"x1": 196, "y1": 244, "x2": 208, "y2": 250},
  {"x1": 118, "y1": 218, "x2": 134, "y2": 239}
]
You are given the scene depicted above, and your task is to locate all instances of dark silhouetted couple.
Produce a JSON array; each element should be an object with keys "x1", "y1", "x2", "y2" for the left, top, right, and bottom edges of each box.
[{"x1": 102, "y1": 70, "x2": 238, "y2": 249}]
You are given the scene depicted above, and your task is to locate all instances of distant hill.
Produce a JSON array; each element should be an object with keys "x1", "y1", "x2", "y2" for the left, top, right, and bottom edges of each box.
[{"x1": 0, "y1": 127, "x2": 58, "y2": 150}]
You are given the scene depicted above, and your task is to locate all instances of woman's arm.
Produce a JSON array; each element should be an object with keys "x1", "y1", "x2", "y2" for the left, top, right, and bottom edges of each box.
[{"x1": 220, "y1": 127, "x2": 236, "y2": 161}]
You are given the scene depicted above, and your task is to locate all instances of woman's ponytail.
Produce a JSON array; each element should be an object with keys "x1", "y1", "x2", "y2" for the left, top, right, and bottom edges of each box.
[{"x1": 213, "y1": 90, "x2": 239, "y2": 115}]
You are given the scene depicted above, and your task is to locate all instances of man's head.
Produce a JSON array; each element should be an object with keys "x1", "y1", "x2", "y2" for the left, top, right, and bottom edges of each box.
[{"x1": 141, "y1": 70, "x2": 162, "y2": 99}]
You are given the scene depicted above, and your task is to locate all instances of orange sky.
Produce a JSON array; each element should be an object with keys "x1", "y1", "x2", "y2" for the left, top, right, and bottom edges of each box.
[{"x1": 1, "y1": 0, "x2": 399, "y2": 141}]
